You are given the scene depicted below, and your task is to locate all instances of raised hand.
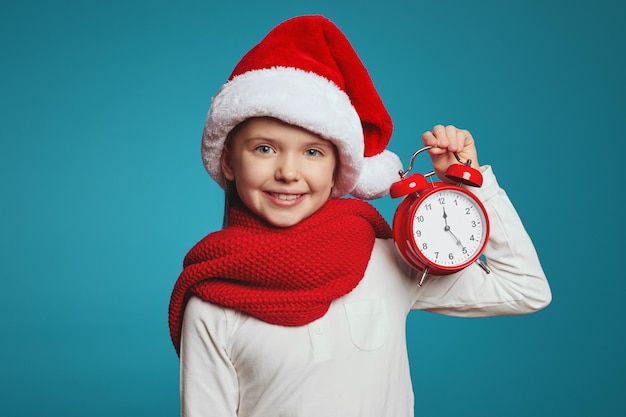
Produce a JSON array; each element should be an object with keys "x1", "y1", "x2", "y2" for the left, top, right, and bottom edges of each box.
[{"x1": 422, "y1": 125, "x2": 480, "y2": 183}]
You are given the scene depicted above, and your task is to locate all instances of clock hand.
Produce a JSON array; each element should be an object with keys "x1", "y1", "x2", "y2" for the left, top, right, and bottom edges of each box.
[
  {"x1": 442, "y1": 207, "x2": 466, "y2": 250},
  {"x1": 447, "y1": 229, "x2": 465, "y2": 249}
]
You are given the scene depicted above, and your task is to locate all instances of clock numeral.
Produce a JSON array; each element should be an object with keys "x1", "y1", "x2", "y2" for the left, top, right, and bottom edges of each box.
[
  {"x1": 470, "y1": 235, "x2": 475, "y2": 241},
  {"x1": 448, "y1": 253, "x2": 454, "y2": 260},
  {"x1": 471, "y1": 221, "x2": 477, "y2": 227},
  {"x1": 424, "y1": 203, "x2": 432, "y2": 211},
  {"x1": 416, "y1": 215, "x2": 425, "y2": 223},
  {"x1": 415, "y1": 230, "x2": 422, "y2": 237},
  {"x1": 422, "y1": 243, "x2": 428, "y2": 250},
  {"x1": 465, "y1": 207, "x2": 471, "y2": 214},
  {"x1": 434, "y1": 251, "x2": 439, "y2": 259},
  {"x1": 438, "y1": 197, "x2": 446, "y2": 205}
]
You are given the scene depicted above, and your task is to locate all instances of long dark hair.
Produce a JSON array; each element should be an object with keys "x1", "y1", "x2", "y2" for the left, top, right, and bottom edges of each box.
[{"x1": 221, "y1": 120, "x2": 249, "y2": 228}]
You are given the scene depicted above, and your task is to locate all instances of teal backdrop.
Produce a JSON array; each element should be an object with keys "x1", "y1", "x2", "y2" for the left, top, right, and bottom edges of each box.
[{"x1": 1, "y1": 0, "x2": 623, "y2": 416}]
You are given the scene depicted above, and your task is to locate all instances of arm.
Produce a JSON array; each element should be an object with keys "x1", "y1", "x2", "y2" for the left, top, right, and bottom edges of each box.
[
  {"x1": 180, "y1": 296, "x2": 239, "y2": 417},
  {"x1": 411, "y1": 125, "x2": 551, "y2": 316},
  {"x1": 412, "y1": 165, "x2": 551, "y2": 316}
]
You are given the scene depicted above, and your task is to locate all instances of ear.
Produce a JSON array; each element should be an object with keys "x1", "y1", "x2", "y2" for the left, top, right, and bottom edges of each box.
[{"x1": 220, "y1": 147, "x2": 236, "y2": 181}]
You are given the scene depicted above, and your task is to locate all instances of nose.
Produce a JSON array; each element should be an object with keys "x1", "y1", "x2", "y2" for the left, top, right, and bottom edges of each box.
[{"x1": 275, "y1": 152, "x2": 300, "y2": 182}]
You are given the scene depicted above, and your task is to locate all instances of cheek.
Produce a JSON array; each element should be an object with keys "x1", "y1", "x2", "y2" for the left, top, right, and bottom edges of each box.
[
  {"x1": 311, "y1": 161, "x2": 337, "y2": 190},
  {"x1": 234, "y1": 168, "x2": 258, "y2": 189},
  {"x1": 233, "y1": 157, "x2": 272, "y2": 188}
]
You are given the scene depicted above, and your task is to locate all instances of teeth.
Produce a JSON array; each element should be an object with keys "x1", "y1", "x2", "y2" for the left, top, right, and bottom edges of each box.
[{"x1": 273, "y1": 193, "x2": 300, "y2": 201}]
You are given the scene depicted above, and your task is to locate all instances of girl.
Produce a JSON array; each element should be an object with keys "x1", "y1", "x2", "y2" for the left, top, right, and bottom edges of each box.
[{"x1": 169, "y1": 15, "x2": 551, "y2": 417}]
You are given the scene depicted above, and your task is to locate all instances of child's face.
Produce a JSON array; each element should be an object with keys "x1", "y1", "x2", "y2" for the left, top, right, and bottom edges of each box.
[{"x1": 221, "y1": 117, "x2": 337, "y2": 228}]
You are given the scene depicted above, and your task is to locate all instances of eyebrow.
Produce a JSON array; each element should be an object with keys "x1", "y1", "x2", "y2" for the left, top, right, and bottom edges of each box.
[
  {"x1": 305, "y1": 139, "x2": 335, "y2": 149},
  {"x1": 241, "y1": 135, "x2": 334, "y2": 149}
]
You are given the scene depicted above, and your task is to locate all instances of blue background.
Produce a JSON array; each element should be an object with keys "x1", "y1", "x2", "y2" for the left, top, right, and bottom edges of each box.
[{"x1": 1, "y1": 0, "x2": 623, "y2": 416}]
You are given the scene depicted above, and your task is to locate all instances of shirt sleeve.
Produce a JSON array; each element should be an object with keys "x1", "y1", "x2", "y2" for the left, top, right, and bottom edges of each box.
[
  {"x1": 180, "y1": 296, "x2": 239, "y2": 417},
  {"x1": 411, "y1": 165, "x2": 552, "y2": 316}
]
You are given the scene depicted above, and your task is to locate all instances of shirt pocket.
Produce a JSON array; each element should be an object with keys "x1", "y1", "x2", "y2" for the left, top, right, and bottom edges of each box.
[{"x1": 344, "y1": 298, "x2": 389, "y2": 351}]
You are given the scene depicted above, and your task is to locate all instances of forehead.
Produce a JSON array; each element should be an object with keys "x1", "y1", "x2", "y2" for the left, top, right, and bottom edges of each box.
[{"x1": 230, "y1": 117, "x2": 334, "y2": 147}]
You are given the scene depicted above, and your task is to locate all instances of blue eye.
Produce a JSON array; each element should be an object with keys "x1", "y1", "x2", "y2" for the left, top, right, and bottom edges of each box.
[
  {"x1": 305, "y1": 149, "x2": 322, "y2": 157},
  {"x1": 256, "y1": 145, "x2": 273, "y2": 154}
]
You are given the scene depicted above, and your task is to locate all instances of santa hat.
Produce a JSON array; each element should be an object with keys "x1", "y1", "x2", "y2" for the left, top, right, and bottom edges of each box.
[{"x1": 201, "y1": 15, "x2": 402, "y2": 199}]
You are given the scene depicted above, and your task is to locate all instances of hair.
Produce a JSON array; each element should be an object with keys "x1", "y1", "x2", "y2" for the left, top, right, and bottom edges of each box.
[{"x1": 220, "y1": 120, "x2": 249, "y2": 227}]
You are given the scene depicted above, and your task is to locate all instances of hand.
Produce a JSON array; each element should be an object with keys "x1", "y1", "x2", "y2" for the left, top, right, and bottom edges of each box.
[{"x1": 422, "y1": 125, "x2": 480, "y2": 183}]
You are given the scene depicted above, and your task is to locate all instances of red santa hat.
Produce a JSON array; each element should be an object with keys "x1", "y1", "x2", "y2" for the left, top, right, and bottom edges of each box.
[{"x1": 201, "y1": 15, "x2": 402, "y2": 199}]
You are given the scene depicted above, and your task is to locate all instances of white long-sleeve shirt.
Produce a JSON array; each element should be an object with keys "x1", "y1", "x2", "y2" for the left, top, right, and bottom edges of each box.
[{"x1": 179, "y1": 166, "x2": 551, "y2": 417}]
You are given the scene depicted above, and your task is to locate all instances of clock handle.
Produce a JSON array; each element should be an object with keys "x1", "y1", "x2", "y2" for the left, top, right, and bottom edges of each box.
[
  {"x1": 398, "y1": 145, "x2": 483, "y2": 187},
  {"x1": 398, "y1": 146, "x2": 434, "y2": 178}
]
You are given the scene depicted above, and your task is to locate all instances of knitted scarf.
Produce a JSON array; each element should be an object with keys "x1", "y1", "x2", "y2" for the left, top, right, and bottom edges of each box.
[{"x1": 168, "y1": 198, "x2": 392, "y2": 355}]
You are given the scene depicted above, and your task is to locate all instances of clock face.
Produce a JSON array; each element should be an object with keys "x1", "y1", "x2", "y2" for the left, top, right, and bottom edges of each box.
[{"x1": 410, "y1": 188, "x2": 487, "y2": 268}]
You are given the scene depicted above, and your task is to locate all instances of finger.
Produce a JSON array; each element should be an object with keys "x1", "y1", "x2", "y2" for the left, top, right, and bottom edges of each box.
[
  {"x1": 422, "y1": 130, "x2": 448, "y2": 156},
  {"x1": 423, "y1": 139, "x2": 447, "y2": 158},
  {"x1": 421, "y1": 131, "x2": 437, "y2": 147},
  {"x1": 444, "y1": 125, "x2": 461, "y2": 152},
  {"x1": 459, "y1": 129, "x2": 474, "y2": 148},
  {"x1": 432, "y1": 124, "x2": 449, "y2": 148}
]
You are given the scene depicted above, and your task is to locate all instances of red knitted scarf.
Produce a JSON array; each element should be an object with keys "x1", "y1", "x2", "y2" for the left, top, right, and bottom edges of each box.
[{"x1": 168, "y1": 198, "x2": 391, "y2": 354}]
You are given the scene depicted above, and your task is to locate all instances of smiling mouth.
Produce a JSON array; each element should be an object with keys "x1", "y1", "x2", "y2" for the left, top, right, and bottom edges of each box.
[{"x1": 269, "y1": 193, "x2": 302, "y2": 201}]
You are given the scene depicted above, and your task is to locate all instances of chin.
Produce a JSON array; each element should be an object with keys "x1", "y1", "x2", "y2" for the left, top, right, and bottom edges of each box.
[{"x1": 265, "y1": 217, "x2": 303, "y2": 228}]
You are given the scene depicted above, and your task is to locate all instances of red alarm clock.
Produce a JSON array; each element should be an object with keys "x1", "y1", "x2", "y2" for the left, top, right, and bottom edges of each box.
[{"x1": 390, "y1": 146, "x2": 491, "y2": 286}]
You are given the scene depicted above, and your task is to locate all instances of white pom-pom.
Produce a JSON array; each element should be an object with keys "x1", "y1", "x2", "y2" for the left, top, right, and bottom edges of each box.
[{"x1": 350, "y1": 150, "x2": 404, "y2": 200}]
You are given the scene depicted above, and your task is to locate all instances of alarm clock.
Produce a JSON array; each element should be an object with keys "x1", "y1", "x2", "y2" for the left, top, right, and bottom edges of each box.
[{"x1": 390, "y1": 146, "x2": 491, "y2": 286}]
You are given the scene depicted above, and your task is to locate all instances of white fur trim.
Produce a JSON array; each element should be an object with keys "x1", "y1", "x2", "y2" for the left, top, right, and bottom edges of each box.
[
  {"x1": 202, "y1": 67, "x2": 363, "y2": 197},
  {"x1": 351, "y1": 150, "x2": 404, "y2": 199}
]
